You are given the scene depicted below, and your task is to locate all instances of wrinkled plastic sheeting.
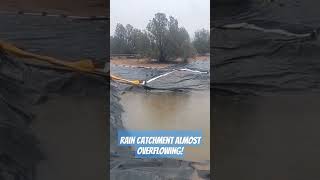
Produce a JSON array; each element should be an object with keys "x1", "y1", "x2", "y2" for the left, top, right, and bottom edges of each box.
[
  {"x1": 214, "y1": 0, "x2": 320, "y2": 27},
  {"x1": 212, "y1": 0, "x2": 320, "y2": 95},
  {"x1": 110, "y1": 159, "x2": 195, "y2": 180},
  {"x1": 0, "y1": 14, "x2": 107, "y2": 62},
  {"x1": 0, "y1": 54, "x2": 42, "y2": 179},
  {"x1": 147, "y1": 71, "x2": 209, "y2": 91},
  {"x1": 146, "y1": 61, "x2": 210, "y2": 91},
  {"x1": 111, "y1": 60, "x2": 210, "y2": 92},
  {"x1": 0, "y1": 51, "x2": 107, "y2": 179},
  {"x1": 110, "y1": 84, "x2": 132, "y2": 158}
]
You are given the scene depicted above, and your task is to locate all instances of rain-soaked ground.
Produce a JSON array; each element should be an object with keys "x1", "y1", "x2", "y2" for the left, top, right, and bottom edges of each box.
[{"x1": 110, "y1": 59, "x2": 210, "y2": 179}]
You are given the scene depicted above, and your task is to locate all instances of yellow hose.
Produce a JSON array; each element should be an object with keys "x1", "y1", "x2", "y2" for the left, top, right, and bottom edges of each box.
[
  {"x1": 110, "y1": 75, "x2": 142, "y2": 85},
  {"x1": 0, "y1": 41, "x2": 95, "y2": 72},
  {"x1": 0, "y1": 40, "x2": 143, "y2": 86}
]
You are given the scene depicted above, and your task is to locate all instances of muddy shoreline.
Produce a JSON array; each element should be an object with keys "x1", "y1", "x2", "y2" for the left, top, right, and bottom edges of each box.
[{"x1": 111, "y1": 56, "x2": 209, "y2": 69}]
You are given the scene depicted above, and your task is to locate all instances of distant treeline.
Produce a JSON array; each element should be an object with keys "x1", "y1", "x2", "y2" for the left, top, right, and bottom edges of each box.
[{"x1": 110, "y1": 13, "x2": 209, "y2": 62}]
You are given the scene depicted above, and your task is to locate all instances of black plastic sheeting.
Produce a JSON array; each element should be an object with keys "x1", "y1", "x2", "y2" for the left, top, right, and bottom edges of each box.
[
  {"x1": 0, "y1": 14, "x2": 107, "y2": 62},
  {"x1": 111, "y1": 60, "x2": 210, "y2": 92},
  {"x1": 0, "y1": 51, "x2": 107, "y2": 180},
  {"x1": 213, "y1": 1, "x2": 320, "y2": 180},
  {"x1": 0, "y1": 14, "x2": 107, "y2": 179},
  {"x1": 213, "y1": 0, "x2": 320, "y2": 95}
]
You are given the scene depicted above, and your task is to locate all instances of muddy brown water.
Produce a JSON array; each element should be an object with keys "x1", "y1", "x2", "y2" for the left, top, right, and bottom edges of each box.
[
  {"x1": 119, "y1": 90, "x2": 210, "y2": 162},
  {"x1": 214, "y1": 95, "x2": 320, "y2": 180},
  {"x1": 31, "y1": 96, "x2": 107, "y2": 180}
]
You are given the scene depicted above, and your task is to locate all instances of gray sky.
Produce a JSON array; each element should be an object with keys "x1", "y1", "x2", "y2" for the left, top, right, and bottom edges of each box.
[{"x1": 110, "y1": 0, "x2": 210, "y2": 38}]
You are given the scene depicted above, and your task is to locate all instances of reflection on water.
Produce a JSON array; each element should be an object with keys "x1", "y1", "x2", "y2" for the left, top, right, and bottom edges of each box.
[{"x1": 119, "y1": 91, "x2": 210, "y2": 162}]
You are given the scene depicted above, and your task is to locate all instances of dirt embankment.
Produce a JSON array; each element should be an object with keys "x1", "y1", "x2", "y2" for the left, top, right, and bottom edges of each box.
[
  {"x1": 111, "y1": 55, "x2": 210, "y2": 69},
  {"x1": 0, "y1": 0, "x2": 107, "y2": 16}
]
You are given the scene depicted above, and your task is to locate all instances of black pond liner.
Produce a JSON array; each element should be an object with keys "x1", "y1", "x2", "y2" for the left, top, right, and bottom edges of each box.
[
  {"x1": 213, "y1": 2, "x2": 320, "y2": 179},
  {"x1": 0, "y1": 50, "x2": 107, "y2": 179},
  {"x1": 0, "y1": 14, "x2": 107, "y2": 63},
  {"x1": 111, "y1": 60, "x2": 210, "y2": 93},
  {"x1": 0, "y1": 13, "x2": 108, "y2": 179},
  {"x1": 212, "y1": 0, "x2": 320, "y2": 96},
  {"x1": 0, "y1": 13, "x2": 112, "y2": 179},
  {"x1": 110, "y1": 60, "x2": 210, "y2": 179}
]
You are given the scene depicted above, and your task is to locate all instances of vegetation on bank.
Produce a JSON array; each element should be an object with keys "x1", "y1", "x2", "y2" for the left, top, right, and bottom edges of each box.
[{"x1": 110, "y1": 13, "x2": 210, "y2": 62}]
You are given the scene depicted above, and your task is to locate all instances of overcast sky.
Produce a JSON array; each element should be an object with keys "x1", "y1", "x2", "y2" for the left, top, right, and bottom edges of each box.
[{"x1": 110, "y1": 0, "x2": 210, "y2": 38}]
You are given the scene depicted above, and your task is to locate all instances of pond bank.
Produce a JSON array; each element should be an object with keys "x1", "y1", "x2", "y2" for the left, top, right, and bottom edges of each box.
[
  {"x1": 110, "y1": 56, "x2": 210, "y2": 179},
  {"x1": 111, "y1": 56, "x2": 209, "y2": 69}
]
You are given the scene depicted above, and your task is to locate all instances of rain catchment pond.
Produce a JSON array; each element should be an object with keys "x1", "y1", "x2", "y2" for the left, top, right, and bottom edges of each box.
[{"x1": 111, "y1": 59, "x2": 210, "y2": 162}]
